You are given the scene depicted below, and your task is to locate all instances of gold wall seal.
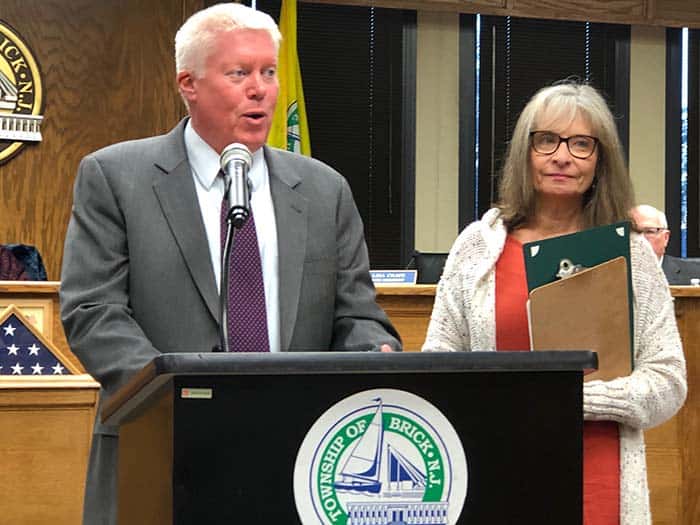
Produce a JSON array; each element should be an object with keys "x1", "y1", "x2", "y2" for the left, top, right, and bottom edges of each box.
[{"x1": 0, "y1": 20, "x2": 44, "y2": 164}]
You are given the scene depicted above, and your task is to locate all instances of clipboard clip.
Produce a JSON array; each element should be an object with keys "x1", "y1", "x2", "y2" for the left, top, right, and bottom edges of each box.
[{"x1": 556, "y1": 258, "x2": 585, "y2": 279}]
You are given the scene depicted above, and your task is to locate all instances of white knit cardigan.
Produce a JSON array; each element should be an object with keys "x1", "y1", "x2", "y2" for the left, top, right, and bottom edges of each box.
[{"x1": 422, "y1": 208, "x2": 687, "y2": 525}]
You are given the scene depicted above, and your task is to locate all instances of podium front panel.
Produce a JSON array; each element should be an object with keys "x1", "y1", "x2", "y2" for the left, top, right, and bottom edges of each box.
[{"x1": 167, "y1": 370, "x2": 581, "y2": 524}]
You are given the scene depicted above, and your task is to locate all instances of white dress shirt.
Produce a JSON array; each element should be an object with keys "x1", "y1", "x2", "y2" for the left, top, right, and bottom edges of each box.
[{"x1": 184, "y1": 121, "x2": 280, "y2": 352}]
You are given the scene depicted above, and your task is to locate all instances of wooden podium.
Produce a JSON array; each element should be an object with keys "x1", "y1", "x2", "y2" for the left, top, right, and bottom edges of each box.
[
  {"x1": 104, "y1": 351, "x2": 596, "y2": 524},
  {"x1": 0, "y1": 281, "x2": 99, "y2": 524}
]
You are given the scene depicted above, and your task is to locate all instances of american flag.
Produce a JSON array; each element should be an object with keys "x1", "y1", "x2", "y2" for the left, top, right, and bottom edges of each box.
[{"x1": 0, "y1": 313, "x2": 69, "y2": 376}]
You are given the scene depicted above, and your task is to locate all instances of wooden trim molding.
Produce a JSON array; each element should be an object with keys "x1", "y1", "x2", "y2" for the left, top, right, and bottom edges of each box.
[{"x1": 302, "y1": 0, "x2": 700, "y2": 29}]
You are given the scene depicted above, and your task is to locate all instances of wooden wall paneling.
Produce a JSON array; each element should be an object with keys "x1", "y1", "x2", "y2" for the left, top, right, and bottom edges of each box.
[
  {"x1": 302, "y1": 0, "x2": 647, "y2": 24},
  {"x1": 303, "y1": 0, "x2": 700, "y2": 28},
  {"x1": 0, "y1": 0, "x2": 203, "y2": 280},
  {"x1": 301, "y1": 0, "x2": 509, "y2": 14},
  {"x1": 507, "y1": 0, "x2": 646, "y2": 24},
  {"x1": 652, "y1": 0, "x2": 700, "y2": 27}
]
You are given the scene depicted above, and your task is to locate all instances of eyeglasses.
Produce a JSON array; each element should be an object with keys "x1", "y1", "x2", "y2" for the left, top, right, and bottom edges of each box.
[
  {"x1": 529, "y1": 131, "x2": 599, "y2": 159},
  {"x1": 638, "y1": 227, "x2": 668, "y2": 236}
]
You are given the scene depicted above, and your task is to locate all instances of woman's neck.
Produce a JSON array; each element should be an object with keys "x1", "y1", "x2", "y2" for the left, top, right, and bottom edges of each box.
[{"x1": 511, "y1": 198, "x2": 585, "y2": 243}]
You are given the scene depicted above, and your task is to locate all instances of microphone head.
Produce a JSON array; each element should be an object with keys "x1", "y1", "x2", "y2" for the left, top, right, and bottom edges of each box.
[{"x1": 220, "y1": 143, "x2": 252, "y2": 171}]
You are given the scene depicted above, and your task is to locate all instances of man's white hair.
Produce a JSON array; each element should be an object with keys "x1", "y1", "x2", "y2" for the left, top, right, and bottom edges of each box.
[
  {"x1": 633, "y1": 204, "x2": 668, "y2": 229},
  {"x1": 175, "y1": 3, "x2": 281, "y2": 78}
]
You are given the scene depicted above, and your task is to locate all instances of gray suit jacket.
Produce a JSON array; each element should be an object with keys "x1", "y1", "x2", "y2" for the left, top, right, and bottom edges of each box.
[
  {"x1": 662, "y1": 254, "x2": 700, "y2": 285},
  {"x1": 59, "y1": 119, "x2": 400, "y2": 524}
]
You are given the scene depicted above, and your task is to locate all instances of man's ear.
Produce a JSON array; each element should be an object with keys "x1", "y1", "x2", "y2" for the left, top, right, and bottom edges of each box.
[{"x1": 177, "y1": 71, "x2": 196, "y2": 104}]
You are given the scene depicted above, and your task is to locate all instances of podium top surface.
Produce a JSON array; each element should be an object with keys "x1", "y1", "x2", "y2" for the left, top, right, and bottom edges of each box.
[
  {"x1": 103, "y1": 351, "x2": 596, "y2": 425},
  {"x1": 149, "y1": 350, "x2": 595, "y2": 374}
]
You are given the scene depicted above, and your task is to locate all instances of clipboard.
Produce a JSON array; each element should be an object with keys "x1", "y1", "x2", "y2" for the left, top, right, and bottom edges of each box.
[
  {"x1": 523, "y1": 222, "x2": 634, "y2": 379},
  {"x1": 527, "y1": 256, "x2": 632, "y2": 382},
  {"x1": 523, "y1": 222, "x2": 631, "y2": 292}
]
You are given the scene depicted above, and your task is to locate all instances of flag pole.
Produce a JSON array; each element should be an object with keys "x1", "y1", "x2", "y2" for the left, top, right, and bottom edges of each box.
[{"x1": 251, "y1": 0, "x2": 257, "y2": 9}]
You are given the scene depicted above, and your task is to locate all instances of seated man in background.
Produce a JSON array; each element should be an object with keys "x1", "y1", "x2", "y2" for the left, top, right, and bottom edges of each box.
[
  {"x1": 630, "y1": 204, "x2": 700, "y2": 284},
  {"x1": 0, "y1": 245, "x2": 30, "y2": 281}
]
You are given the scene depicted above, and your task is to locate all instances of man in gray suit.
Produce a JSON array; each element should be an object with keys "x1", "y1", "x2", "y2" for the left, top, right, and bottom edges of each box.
[
  {"x1": 60, "y1": 4, "x2": 400, "y2": 524},
  {"x1": 630, "y1": 204, "x2": 700, "y2": 285}
]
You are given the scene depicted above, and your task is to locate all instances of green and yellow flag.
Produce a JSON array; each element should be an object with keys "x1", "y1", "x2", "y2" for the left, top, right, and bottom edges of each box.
[{"x1": 268, "y1": 0, "x2": 311, "y2": 155}]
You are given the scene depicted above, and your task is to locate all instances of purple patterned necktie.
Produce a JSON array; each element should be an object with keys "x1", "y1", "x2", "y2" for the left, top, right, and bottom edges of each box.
[{"x1": 221, "y1": 189, "x2": 270, "y2": 352}]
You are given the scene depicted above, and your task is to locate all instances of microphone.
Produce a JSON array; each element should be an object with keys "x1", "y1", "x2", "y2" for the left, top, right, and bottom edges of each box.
[{"x1": 220, "y1": 143, "x2": 253, "y2": 229}]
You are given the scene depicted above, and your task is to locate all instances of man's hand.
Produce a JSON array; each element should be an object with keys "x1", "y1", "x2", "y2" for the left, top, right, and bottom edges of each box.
[{"x1": 380, "y1": 344, "x2": 394, "y2": 352}]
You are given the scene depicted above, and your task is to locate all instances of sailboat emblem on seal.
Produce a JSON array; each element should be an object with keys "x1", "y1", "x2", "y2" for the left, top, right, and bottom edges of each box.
[
  {"x1": 333, "y1": 397, "x2": 385, "y2": 494},
  {"x1": 333, "y1": 398, "x2": 430, "y2": 499},
  {"x1": 294, "y1": 389, "x2": 468, "y2": 525}
]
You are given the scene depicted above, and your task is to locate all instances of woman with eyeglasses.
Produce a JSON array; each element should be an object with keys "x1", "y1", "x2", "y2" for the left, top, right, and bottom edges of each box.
[{"x1": 422, "y1": 81, "x2": 687, "y2": 525}]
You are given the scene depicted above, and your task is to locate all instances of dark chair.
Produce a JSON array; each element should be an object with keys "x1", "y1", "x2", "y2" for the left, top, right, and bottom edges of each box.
[
  {"x1": 2, "y1": 244, "x2": 47, "y2": 280},
  {"x1": 406, "y1": 250, "x2": 448, "y2": 284}
]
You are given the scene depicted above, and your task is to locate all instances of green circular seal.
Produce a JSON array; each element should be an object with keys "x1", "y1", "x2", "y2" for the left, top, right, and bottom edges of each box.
[{"x1": 294, "y1": 389, "x2": 468, "y2": 524}]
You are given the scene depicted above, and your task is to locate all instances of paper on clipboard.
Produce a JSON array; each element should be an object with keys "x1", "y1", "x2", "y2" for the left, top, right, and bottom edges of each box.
[{"x1": 527, "y1": 256, "x2": 632, "y2": 382}]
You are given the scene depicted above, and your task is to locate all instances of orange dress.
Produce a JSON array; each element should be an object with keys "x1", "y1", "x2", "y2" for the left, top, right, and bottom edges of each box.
[{"x1": 495, "y1": 235, "x2": 620, "y2": 524}]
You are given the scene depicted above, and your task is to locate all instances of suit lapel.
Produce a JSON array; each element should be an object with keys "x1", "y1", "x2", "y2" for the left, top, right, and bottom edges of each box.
[
  {"x1": 663, "y1": 256, "x2": 681, "y2": 277},
  {"x1": 152, "y1": 121, "x2": 220, "y2": 323},
  {"x1": 265, "y1": 147, "x2": 308, "y2": 350}
]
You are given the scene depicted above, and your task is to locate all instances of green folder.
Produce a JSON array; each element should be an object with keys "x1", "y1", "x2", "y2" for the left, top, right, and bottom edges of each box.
[{"x1": 522, "y1": 221, "x2": 634, "y2": 368}]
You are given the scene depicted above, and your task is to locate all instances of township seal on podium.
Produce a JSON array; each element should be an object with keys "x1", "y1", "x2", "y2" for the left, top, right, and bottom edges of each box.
[
  {"x1": 294, "y1": 389, "x2": 468, "y2": 525},
  {"x1": 0, "y1": 20, "x2": 44, "y2": 164}
]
